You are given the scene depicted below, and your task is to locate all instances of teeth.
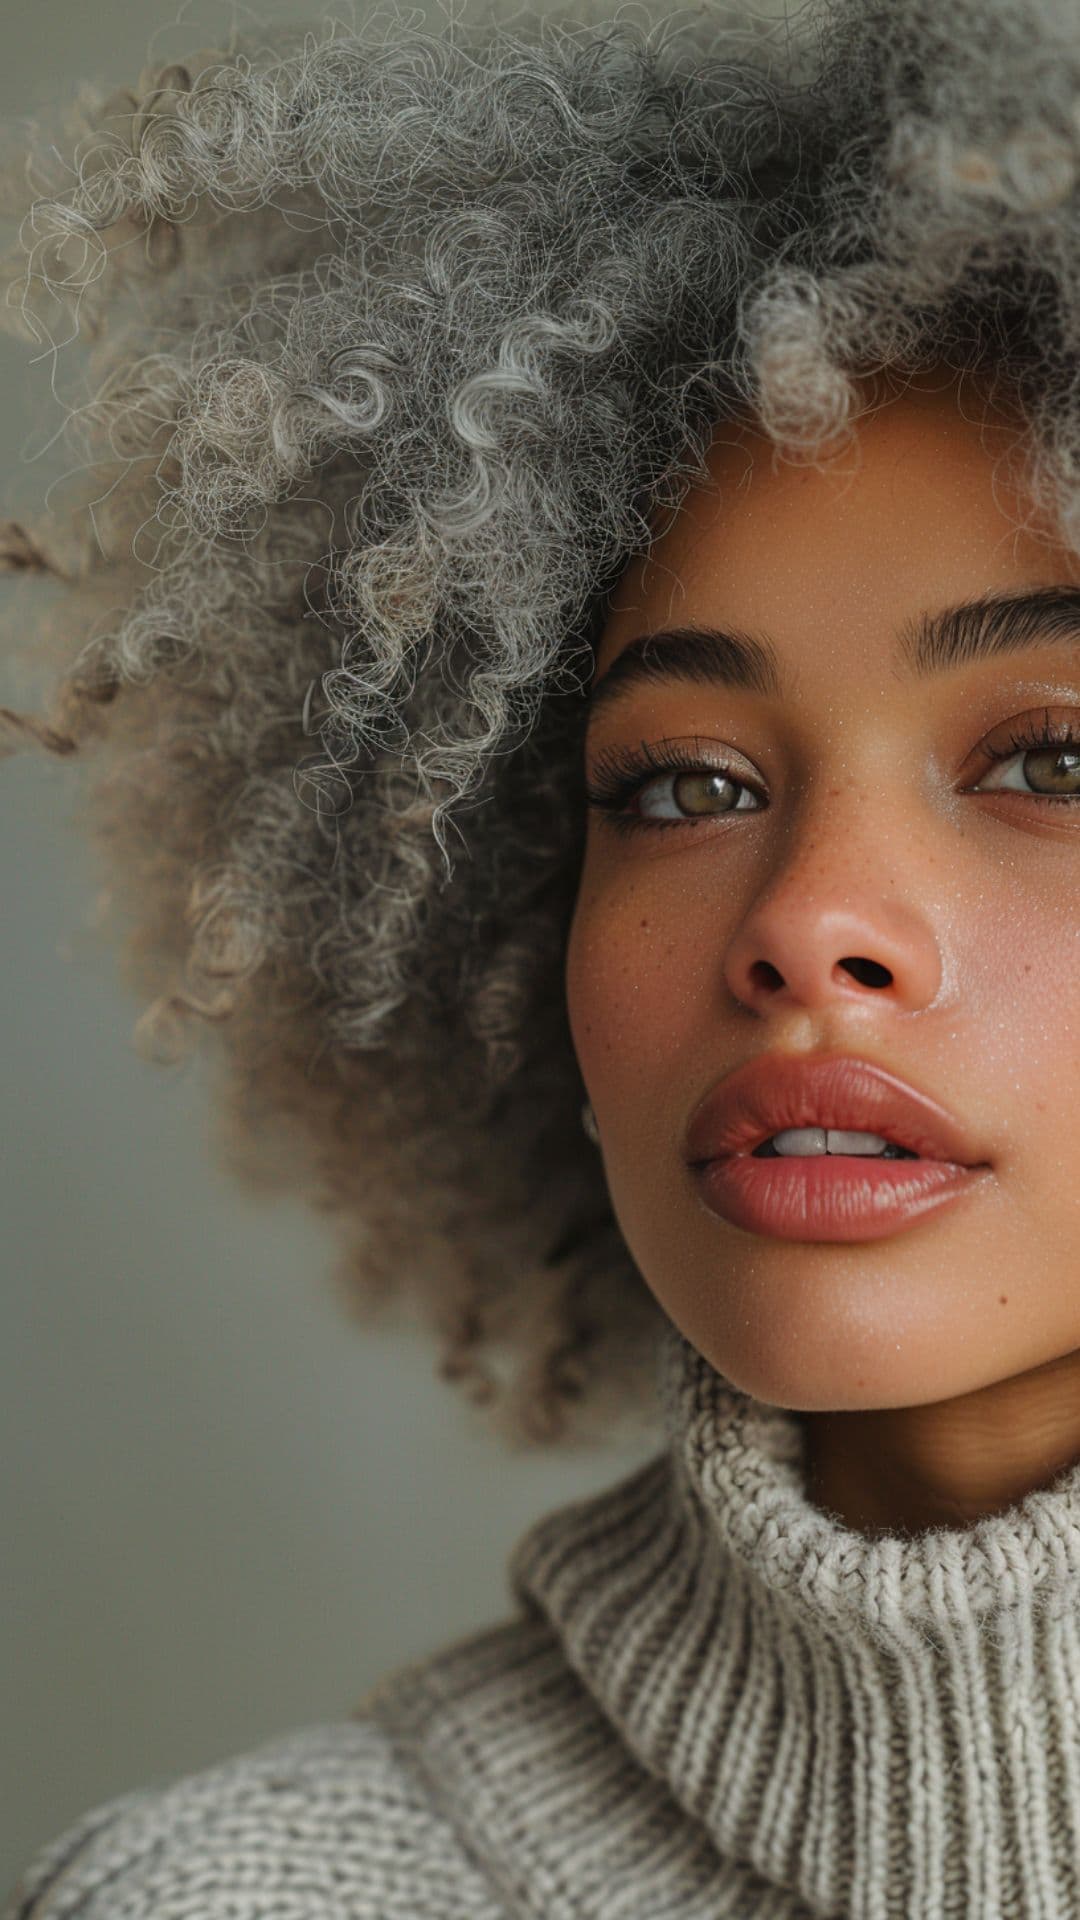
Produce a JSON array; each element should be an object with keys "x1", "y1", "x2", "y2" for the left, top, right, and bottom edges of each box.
[{"x1": 771, "y1": 1128, "x2": 897, "y2": 1156}]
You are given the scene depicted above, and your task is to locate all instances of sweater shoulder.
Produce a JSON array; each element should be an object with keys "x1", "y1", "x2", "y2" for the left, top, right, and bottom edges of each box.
[{"x1": 2, "y1": 1712, "x2": 512, "y2": 1920}]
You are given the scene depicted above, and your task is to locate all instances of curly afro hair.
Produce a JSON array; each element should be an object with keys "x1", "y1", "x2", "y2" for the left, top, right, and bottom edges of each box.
[{"x1": 1, "y1": 0, "x2": 1078, "y2": 1445}]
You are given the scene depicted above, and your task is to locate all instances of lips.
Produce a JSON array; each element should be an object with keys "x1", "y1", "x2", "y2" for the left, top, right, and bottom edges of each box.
[{"x1": 684, "y1": 1052, "x2": 991, "y2": 1170}]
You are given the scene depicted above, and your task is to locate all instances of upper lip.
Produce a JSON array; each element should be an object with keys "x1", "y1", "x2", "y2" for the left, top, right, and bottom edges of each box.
[{"x1": 684, "y1": 1051, "x2": 992, "y2": 1169}]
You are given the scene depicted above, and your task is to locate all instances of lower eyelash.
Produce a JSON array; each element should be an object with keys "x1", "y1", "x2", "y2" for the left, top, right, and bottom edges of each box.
[{"x1": 584, "y1": 722, "x2": 1080, "y2": 833}]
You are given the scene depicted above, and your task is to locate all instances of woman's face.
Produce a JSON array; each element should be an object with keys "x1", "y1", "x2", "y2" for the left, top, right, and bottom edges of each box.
[{"x1": 565, "y1": 367, "x2": 1080, "y2": 1415}]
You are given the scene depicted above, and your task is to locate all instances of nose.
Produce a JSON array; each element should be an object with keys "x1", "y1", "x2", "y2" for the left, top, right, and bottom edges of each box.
[{"x1": 722, "y1": 860, "x2": 944, "y2": 1017}]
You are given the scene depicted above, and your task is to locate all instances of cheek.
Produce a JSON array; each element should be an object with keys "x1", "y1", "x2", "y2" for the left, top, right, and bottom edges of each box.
[
  {"x1": 959, "y1": 868, "x2": 1080, "y2": 1164},
  {"x1": 564, "y1": 854, "x2": 723, "y2": 1110}
]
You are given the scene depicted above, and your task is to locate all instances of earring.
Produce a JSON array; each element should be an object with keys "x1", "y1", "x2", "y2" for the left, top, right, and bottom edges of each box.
[{"x1": 581, "y1": 1098, "x2": 601, "y2": 1145}]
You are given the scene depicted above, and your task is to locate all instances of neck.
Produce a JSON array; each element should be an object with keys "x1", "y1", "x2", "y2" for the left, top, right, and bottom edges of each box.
[{"x1": 801, "y1": 1346, "x2": 1080, "y2": 1538}]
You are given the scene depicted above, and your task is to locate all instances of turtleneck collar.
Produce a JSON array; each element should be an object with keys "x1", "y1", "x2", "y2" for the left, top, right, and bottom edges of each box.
[{"x1": 502, "y1": 1317, "x2": 1080, "y2": 1917}]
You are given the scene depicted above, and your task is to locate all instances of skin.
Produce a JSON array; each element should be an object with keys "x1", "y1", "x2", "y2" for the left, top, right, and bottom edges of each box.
[{"x1": 564, "y1": 362, "x2": 1080, "y2": 1539}]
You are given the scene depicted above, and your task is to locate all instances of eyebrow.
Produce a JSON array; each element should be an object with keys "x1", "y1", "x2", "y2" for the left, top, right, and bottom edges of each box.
[{"x1": 585, "y1": 584, "x2": 1080, "y2": 728}]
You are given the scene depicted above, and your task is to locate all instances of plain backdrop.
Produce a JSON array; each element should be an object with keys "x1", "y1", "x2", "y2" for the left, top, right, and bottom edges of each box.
[{"x1": 0, "y1": 0, "x2": 798, "y2": 1895}]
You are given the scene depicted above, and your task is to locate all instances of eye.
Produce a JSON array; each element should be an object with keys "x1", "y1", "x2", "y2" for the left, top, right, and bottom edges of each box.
[
  {"x1": 583, "y1": 737, "x2": 764, "y2": 834},
  {"x1": 584, "y1": 711, "x2": 1080, "y2": 836},
  {"x1": 969, "y1": 711, "x2": 1080, "y2": 803}
]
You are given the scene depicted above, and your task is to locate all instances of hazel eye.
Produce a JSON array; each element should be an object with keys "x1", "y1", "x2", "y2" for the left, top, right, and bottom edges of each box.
[
  {"x1": 584, "y1": 713, "x2": 1080, "y2": 839},
  {"x1": 971, "y1": 732, "x2": 1080, "y2": 801},
  {"x1": 637, "y1": 767, "x2": 761, "y2": 821},
  {"x1": 583, "y1": 741, "x2": 766, "y2": 834}
]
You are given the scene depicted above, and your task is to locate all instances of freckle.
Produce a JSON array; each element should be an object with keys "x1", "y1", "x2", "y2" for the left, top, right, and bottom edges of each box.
[
  {"x1": 1024, "y1": 964, "x2": 1032, "y2": 973},
  {"x1": 999, "y1": 1296, "x2": 1008, "y2": 1306},
  {"x1": 640, "y1": 918, "x2": 649, "y2": 928}
]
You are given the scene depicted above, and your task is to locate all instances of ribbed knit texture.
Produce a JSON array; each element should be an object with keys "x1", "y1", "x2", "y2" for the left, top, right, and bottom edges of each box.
[{"x1": 8, "y1": 1318, "x2": 1080, "y2": 1920}]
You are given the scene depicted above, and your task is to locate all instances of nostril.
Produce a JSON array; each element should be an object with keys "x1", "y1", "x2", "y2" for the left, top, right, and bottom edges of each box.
[{"x1": 840, "y1": 957, "x2": 892, "y2": 987}]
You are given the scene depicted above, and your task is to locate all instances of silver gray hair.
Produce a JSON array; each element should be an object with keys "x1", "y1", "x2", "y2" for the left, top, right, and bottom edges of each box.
[{"x1": 1, "y1": 0, "x2": 1077, "y2": 1443}]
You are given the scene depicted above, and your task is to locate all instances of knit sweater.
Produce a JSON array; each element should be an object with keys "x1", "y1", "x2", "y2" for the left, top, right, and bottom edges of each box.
[{"x1": 8, "y1": 1320, "x2": 1080, "y2": 1920}]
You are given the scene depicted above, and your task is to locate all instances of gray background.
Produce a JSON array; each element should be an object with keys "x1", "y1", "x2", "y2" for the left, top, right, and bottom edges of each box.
[{"x1": 0, "y1": 0, "x2": 796, "y2": 1895}]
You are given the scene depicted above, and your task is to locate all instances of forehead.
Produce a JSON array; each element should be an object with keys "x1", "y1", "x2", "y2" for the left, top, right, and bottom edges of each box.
[{"x1": 595, "y1": 370, "x2": 1066, "y2": 677}]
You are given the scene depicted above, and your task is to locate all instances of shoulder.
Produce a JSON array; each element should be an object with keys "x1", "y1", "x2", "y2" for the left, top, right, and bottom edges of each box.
[{"x1": 3, "y1": 1712, "x2": 511, "y2": 1920}]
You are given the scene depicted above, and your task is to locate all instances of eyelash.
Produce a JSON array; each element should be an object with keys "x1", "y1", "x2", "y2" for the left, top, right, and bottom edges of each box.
[{"x1": 584, "y1": 715, "x2": 1080, "y2": 836}]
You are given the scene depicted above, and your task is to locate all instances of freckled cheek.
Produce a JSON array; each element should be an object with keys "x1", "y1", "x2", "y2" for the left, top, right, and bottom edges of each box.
[
  {"x1": 564, "y1": 866, "x2": 725, "y2": 1111},
  {"x1": 961, "y1": 887, "x2": 1080, "y2": 1147}
]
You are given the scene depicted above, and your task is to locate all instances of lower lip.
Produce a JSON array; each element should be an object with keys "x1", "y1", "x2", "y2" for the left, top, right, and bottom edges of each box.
[{"x1": 693, "y1": 1152, "x2": 991, "y2": 1242}]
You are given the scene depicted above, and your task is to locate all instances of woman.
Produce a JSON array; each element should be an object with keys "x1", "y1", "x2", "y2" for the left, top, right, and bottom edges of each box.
[{"x1": 3, "y1": 0, "x2": 1080, "y2": 1912}]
